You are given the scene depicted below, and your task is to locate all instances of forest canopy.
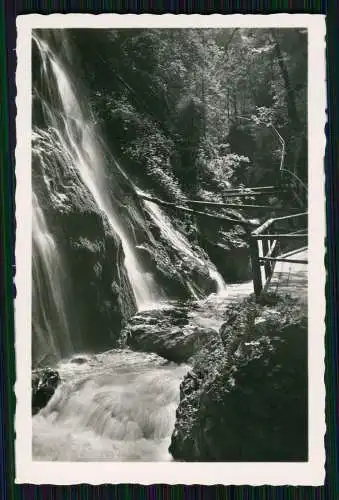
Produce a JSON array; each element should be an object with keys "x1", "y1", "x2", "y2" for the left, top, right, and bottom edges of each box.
[{"x1": 67, "y1": 28, "x2": 307, "y2": 201}]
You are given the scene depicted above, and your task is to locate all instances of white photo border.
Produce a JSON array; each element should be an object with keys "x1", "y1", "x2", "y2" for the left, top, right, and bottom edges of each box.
[{"x1": 15, "y1": 13, "x2": 326, "y2": 486}]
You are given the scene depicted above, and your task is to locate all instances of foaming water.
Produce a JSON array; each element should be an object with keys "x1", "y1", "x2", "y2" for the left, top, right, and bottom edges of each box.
[
  {"x1": 30, "y1": 32, "x2": 255, "y2": 463},
  {"x1": 32, "y1": 285, "x2": 254, "y2": 461},
  {"x1": 33, "y1": 350, "x2": 189, "y2": 461},
  {"x1": 188, "y1": 281, "x2": 254, "y2": 332},
  {"x1": 143, "y1": 199, "x2": 226, "y2": 295}
]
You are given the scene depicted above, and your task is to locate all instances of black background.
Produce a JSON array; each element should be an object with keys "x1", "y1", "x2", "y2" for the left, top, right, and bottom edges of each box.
[{"x1": 1, "y1": 1, "x2": 338, "y2": 499}]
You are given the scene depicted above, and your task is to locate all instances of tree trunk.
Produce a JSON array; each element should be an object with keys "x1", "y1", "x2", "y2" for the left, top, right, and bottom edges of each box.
[
  {"x1": 271, "y1": 30, "x2": 300, "y2": 178},
  {"x1": 272, "y1": 31, "x2": 300, "y2": 128}
]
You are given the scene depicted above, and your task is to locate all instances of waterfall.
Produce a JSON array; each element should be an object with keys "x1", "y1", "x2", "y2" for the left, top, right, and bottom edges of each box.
[
  {"x1": 32, "y1": 193, "x2": 73, "y2": 364},
  {"x1": 143, "y1": 199, "x2": 226, "y2": 294},
  {"x1": 32, "y1": 33, "x2": 161, "y2": 311}
]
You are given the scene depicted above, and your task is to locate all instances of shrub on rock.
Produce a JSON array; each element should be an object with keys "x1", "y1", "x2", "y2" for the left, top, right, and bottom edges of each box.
[{"x1": 169, "y1": 294, "x2": 308, "y2": 462}]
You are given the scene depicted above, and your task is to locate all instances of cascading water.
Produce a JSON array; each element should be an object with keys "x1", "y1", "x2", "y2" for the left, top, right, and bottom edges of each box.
[
  {"x1": 31, "y1": 31, "x2": 233, "y2": 462},
  {"x1": 32, "y1": 193, "x2": 74, "y2": 364},
  {"x1": 143, "y1": 198, "x2": 226, "y2": 295},
  {"x1": 33, "y1": 350, "x2": 189, "y2": 461},
  {"x1": 33, "y1": 33, "x2": 161, "y2": 311}
]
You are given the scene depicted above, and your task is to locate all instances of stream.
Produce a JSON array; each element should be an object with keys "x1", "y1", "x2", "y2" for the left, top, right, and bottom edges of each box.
[
  {"x1": 33, "y1": 349, "x2": 188, "y2": 461},
  {"x1": 33, "y1": 284, "x2": 252, "y2": 462}
]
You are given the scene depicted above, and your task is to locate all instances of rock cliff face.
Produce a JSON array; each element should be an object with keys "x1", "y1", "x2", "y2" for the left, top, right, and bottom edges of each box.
[
  {"x1": 200, "y1": 225, "x2": 251, "y2": 282},
  {"x1": 111, "y1": 187, "x2": 219, "y2": 300},
  {"x1": 169, "y1": 294, "x2": 308, "y2": 462},
  {"x1": 32, "y1": 124, "x2": 220, "y2": 365},
  {"x1": 32, "y1": 130, "x2": 137, "y2": 362}
]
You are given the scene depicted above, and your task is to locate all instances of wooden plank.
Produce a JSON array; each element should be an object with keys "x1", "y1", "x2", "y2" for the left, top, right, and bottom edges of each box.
[
  {"x1": 252, "y1": 233, "x2": 308, "y2": 240},
  {"x1": 220, "y1": 191, "x2": 283, "y2": 198},
  {"x1": 259, "y1": 256, "x2": 308, "y2": 264},
  {"x1": 290, "y1": 228, "x2": 308, "y2": 235},
  {"x1": 266, "y1": 239, "x2": 278, "y2": 258},
  {"x1": 206, "y1": 185, "x2": 280, "y2": 194},
  {"x1": 185, "y1": 200, "x2": 300, "y2": 211},
  {"x1": 270, "y1": 211, "x2": 308, "y2": 222},
  {"x1": 252, "y1": 212, "x2": 308, "y2": 236},
  {"x1": 262, "y1": 239, "x2": 272, "y2": 280},
  {"x1": 278, "y1": 246, "x2": 308, "y2": 259},
  {"x1": 252, "y1": 218, "x2": 274, "y2": 236},
  {"x1": 249, "y1": 238, "x2": 263, "y2": 297},
  {"x1": 224, "y1": 185, "x2": 278, "y2": 191}
]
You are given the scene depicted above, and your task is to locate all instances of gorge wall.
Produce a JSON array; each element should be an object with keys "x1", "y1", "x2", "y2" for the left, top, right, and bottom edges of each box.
[{"x1": 169, "y1": 294, "x2": 308, "y2": 462}]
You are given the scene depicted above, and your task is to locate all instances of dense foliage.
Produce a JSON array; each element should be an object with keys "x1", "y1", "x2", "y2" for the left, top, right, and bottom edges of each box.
[{"x1": 69, "y1": 28, "x2": 307, "y2": 201}]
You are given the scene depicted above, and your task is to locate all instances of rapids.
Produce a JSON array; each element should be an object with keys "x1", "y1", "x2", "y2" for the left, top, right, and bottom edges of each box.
[
  {"x1": 32, "y1": 285, "x2": 253, "y2": 462},
  {"x1": 33, "y1": 350, "x2": 189, "y2": 461}
]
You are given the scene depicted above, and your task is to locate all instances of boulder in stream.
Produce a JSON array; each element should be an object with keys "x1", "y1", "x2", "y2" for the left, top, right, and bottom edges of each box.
[
  {"x1": 121, "y1": 304, "x2": 218, "y2": 363},
  {"x1": 32, "y1": 368, "x2": 61, "y2": 416}
]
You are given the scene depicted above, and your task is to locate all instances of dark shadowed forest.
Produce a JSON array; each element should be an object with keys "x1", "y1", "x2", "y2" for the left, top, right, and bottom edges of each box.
[{"x1": 72, "y1": 28, "x2": 307, "y2": 198}]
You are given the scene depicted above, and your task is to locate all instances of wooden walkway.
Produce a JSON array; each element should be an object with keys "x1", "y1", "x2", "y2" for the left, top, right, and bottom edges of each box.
[
  {"x1": 137, "y1": 186, "x2": 308, "y2": 306},
  {"x1": 266, "y1": 248, "x2": 308, "y2": 305}
]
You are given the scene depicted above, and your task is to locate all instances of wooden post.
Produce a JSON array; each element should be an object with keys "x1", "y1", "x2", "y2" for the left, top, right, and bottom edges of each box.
[
  {"x1": 262, "y1": 238, "x2": 271, "y2": 280},
  {"x1": 249, "y1": 237, "x2": 263, "y2": 297}
]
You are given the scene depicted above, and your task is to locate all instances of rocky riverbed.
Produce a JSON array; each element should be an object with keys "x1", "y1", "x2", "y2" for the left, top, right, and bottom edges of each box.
[{"x1": 32, "y1": 288, "x2": 307, "y2": 462}]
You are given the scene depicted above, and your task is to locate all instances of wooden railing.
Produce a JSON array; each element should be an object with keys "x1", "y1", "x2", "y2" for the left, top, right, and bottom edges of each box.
[
  {"x1": 137, "y1": 191, "x2": 308, "y2": 298},
  {"x1": 249, "y1": 212, "x2": 308, "y2": 297}
]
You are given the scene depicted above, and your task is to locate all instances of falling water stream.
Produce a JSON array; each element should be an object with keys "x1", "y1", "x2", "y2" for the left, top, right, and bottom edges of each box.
[
  {"x1": 33, "y1": 34, "x2": 161, "y2": 311},
  {"x1": 32, "y1": 193, "x2": 74, "y2": 364},
  {"x1": 143, "y1": 198, "x2": 226, "y2": 294},
  {"x1": 32, "y1": 32, "x2": 235, "y2": 461}
]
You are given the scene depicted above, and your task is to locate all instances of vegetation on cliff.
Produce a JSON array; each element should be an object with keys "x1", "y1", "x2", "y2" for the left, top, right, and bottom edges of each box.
[
  {"x1": 169, "y1": 293, "x2": 308, "y2": 461},
  {"x1": 70, "y1": 28, "x2": 307, "y2": 200}
]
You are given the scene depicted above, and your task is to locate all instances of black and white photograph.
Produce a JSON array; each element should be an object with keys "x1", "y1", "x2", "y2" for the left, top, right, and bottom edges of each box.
[{"x1": 15, "y1": 14, "x2": 326, "y2": 485}]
